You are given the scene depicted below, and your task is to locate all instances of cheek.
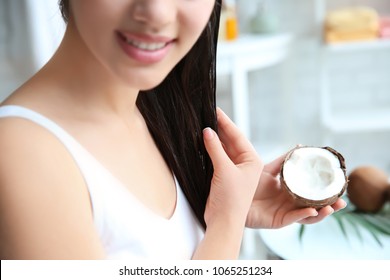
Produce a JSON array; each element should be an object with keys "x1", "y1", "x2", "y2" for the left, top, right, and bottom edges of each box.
[
  {"x1": 70, "y1": 1, "x2": 120, "y2": 45},
  {"x1": 70, "y1": 1, "x2": 123, "y2": 67},
  {"x1": 179, "y1": 6, "x2": 214, "y2": 49}
]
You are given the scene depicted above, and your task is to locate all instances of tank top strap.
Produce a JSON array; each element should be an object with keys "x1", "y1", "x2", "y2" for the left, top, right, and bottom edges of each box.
[
  {"x1": 0, "y1": 104, "x2": 105, "y2": 233},
  {"x1": 0, "y1": 105, "x2": 87, "y2": 155}
]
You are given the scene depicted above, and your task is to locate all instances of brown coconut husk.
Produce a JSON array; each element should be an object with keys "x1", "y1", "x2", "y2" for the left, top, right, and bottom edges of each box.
[
  {"x1": 386, "y1": 187, "x2": 390, "y2": 201},
  {"x1": 347, "y1": 166, "x2": 389, "y2": 213},
  {"x1": 280, "y1": 146, "x2": 348, "y2": 209}
]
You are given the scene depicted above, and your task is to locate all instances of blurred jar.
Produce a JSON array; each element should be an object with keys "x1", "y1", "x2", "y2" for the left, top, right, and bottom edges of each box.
[
  {"x1": 250, "y1": 2, "x2": 279, "y2": 34},
  {"x1": 221, "y1": 0, "x2": 239, "y2": 41}
]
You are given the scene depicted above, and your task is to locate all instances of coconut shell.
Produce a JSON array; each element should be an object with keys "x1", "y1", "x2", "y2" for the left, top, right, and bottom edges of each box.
[
  {"x1": 386, "y1": 187, "x2": 390, "y2": 201},
  {"x1": 347, "y1": 166, "x2": 389, "y2": 213},
  {"x1": 280, "y1": 146, "x2": 348, "y2": 209}
]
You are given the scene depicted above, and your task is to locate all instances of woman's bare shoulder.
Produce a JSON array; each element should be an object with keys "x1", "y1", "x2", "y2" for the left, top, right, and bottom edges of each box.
[
  {"x1": 0, "y1": 112, "x2": 61, "y2": 156},
  {"x1": 0, "y1": 117, "x2": 105, "y2": 259}
]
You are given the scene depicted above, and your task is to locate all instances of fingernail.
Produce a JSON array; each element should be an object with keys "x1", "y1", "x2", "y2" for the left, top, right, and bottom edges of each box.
[
  {"x1": 312, "y1": 210, "x2": 319, "y2": 217},
  {"x1": 203, "y1": 127, "x2": 215, "y2": 140},
  {"x1": 339, "y1": 202, "x2": 347, "y2": 210}
]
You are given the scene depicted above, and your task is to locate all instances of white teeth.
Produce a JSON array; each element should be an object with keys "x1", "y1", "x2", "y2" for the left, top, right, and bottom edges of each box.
[{"x1": 125, "y1": 38, "x2": 166, "y2": 51}]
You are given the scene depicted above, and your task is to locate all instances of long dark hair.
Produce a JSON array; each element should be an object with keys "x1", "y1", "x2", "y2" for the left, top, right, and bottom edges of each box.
[{"x1": 59, "y1": 0, "x2": 221, "y2": 229}]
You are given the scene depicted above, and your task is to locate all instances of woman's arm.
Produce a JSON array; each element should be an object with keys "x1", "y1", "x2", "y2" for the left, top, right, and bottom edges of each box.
[
  {"x1": 192, "y1": 216, "x2": 245, "y2": 259},
  {"x1": 192, "y1": 108, "x2": 263, "y2": 259},
  {"x1": 0, "y1": 118, "x2": 105, "y2": 259}
]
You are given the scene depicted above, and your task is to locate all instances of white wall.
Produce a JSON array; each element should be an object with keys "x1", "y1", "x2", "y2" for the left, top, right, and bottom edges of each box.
[{"x1": 0, "y1": 0, "x2": 65, "y2": 100}]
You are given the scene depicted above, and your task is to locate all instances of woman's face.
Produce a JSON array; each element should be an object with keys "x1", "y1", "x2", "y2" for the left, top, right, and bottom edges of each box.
[{"x1": 68, "y1": 0, "x2": 216, "y2": 90}]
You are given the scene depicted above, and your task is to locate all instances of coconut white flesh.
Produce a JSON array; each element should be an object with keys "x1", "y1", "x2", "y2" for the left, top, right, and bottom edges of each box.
[{"x1": 283, "y1": 148, "x2": 345, "y2": 200}]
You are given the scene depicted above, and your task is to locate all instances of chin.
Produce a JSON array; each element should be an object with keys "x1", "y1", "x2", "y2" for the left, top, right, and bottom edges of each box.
[
  {"x1": 137, "y1": 77, "x2": 167, "y2": 91},
  {"x1": 118, "y1": 68, "x2": 171, "y2": 91}
]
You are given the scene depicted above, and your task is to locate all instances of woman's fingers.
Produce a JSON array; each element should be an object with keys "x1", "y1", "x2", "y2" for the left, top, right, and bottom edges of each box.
[
  {"x1": 331, "y1": 198, "x2": 347, "y2": 212},
  {"x1": 279, "y1": 208, "x2": 319, "y2": 228},
  {"x1": 202, "y1": 110, "x2": 264, "y2": 228},
  {"x1": 298, "y1": 201, "x2": 347, "y2": 224},
  {"x1": 298, "y1": 206, "x2": 334, "y2": 224},
  {"x1": 216, "y1": 108, "x2": 259, "y2": 165},
  {"x1": 263, "y1": 153, "x2": 287, "y2": 176},
  {"x1": 203, "y1": 127, "x2": 231, "y2": 170}
]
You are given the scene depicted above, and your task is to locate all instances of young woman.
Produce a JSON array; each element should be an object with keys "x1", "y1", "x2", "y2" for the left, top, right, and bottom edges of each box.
[{"x1": 0, "y1": 0, "x2": 345, "y2": 259}]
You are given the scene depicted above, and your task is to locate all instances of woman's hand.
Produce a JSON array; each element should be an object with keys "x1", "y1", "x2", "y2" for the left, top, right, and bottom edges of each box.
[
  {"x1": 203, "y1": 108, "x2": 263, "y2": 228},
  {"x1": 193, "y1": 108, "x2": 263, "y2": 259},
  {"x1": 245, "y1": 153, "x2": 347, "y2": 229}
]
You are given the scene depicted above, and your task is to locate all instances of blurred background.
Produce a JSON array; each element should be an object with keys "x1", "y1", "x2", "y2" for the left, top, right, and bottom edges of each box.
[
  {"x1": 218, "y1": 0, "x2": 390, "y2": 260},
  {"x1": 1, "y1": 0, "x2": 389, "y2": 259},
  {"x1": 218, "y1": 0, "x2": 390, "y2": 172}
]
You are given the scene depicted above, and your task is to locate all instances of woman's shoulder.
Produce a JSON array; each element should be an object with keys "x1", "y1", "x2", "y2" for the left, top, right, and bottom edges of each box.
[
  {"x1": 0, "y1": 103, "x2": 78, "y2": 186},
  {"x1": 0, "y1": 101, "x2": 56, "y2": 146},
  {"x1": 0, "y1": 103, "x2": 105, "y2": 259},
  {"x1": 0, "y1": 82, "x2": 67, "y2": 145},
  {"x1": 0, "y1": 88, "x2": 83, "y2": 181}
]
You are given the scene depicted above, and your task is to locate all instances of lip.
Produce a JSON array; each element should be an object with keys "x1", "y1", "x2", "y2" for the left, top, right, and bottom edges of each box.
[
  {"x1": 119, "y1": 31, "x2": 174, "y2": 43},
  {"x1": 116, "y1": 31, "x2": 175, "y2": 64}
]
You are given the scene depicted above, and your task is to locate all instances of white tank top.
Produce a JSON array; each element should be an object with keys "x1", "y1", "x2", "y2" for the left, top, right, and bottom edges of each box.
[{"x1": 0, "y1": 105, "x2": 204, "y2": 259}]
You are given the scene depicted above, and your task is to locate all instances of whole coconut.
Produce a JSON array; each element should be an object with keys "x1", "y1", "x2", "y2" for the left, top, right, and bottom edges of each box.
[
  {"x1": 386, "y1": 187, "x2": 390, "y2": 201},
  {"x1": 347, "y1": 166, "x2": 389, "y2": 213}
]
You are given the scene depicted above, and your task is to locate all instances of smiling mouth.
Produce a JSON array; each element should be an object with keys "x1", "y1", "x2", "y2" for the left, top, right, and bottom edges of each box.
[
  {"x1": 118, "y1": 33, "x2": 170, "y2": 51},
  {"x1": 126, "y1": 39, "x2": 168, "y2": 51}
]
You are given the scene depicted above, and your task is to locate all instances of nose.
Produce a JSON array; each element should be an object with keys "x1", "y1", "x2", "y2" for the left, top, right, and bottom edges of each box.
[{"x1": 131, "y1": 0, "x2": 177, "y2": 31}]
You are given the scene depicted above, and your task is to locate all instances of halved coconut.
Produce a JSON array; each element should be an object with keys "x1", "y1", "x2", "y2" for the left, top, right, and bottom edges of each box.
[{"x1": 280, "y1": 146, "x2": 348, "y2": 208}]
